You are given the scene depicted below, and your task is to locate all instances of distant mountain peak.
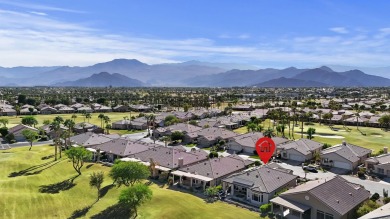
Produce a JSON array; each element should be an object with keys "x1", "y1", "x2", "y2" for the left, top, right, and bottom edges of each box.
[
  {"x1": 319, "y1": 66, "x2": 334, "y2": 72},
  {"x1": 54, "y1": 72, "x2": 146, "y2": 87}
]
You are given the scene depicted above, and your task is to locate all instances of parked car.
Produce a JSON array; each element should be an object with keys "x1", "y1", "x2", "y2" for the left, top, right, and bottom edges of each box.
[{"x1": 303, "y1": 165, "x2": 318, "y2": 173}]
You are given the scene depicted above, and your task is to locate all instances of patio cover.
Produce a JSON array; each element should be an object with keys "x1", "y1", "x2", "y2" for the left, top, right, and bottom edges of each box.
[
  {"x1": 119, "y1": 157, "x2": 171, "y2": 172},
  {"x1": 271, "y1": 196, "x2": 311, "y2": 213},
  {"x1": 171, "y1": 170, "x2": 213, "y2": 182}
]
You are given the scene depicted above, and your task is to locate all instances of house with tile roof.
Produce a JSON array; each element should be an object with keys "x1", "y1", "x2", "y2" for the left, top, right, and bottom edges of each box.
[
  {"x1": 278, "y1": 138, "x2": 323, "y2": 162},
  {"x1": 365, "y1": 149, "x2": 390, "y2": 177},
  {"x1": 222, "y1": 165, "x2": 297, "y2": 207},
  {"x1": 40, "y1": 106, "x2": 58, "y2": 114},
  {"x1": 321, "y1": 141, "x2": 372, "y2": 171},
  {"x1": 91, "y1": 138, "x2": 160, "y2": 162},
  {"x1": 185, "y1": 127, "x2": 239, "y2": 147},
  {"x1": 228, "y1": 132, "x2": 291, "y2": 154},
  {"x1": 153, "y1": 123, "x2": 202, "y2": 139},
  {"x1": 129, "y1": 146, "x2": 209, "y2": 177},
  {"x1": 171, "y1": 154, "x2": 254, "y2": 190},
  {"x1": 70, "y1": 132, "x2": 120, "y2": 147},
  {"x1": 8, "y1": 124, "x2": 39, "y2": 142},
  {"x1": 270, "y1": 176, "x2": 370, "y2": 219},
  {"x1": 74, "y1": 122, "x2": 104, "y2": 134}
]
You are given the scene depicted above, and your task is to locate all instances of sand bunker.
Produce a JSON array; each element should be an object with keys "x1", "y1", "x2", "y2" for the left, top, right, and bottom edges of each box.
[{"x1": 312, "y1": 134, "x2": 345, "y2": 139}]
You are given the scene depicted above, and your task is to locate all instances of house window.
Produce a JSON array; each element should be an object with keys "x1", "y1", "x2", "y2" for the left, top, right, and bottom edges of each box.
[
  {"x1": 317, "y1": 210, "x2": 333, "y2": 219},
  {"x1": 252, "y1": 193, "x2": 263, "y2": 202},
  {"x1": 291, "y1": 210, "x2": 300, "y2": 217},
  {"x1": 323, "y1": 158, "x2": 329, "y2": 163},
  {"x1": 378, "y1": 168, "x2": 385, "y2": 174},
  {"x1": 283, "y1": 152, "x2": 287, "y2": 158}
]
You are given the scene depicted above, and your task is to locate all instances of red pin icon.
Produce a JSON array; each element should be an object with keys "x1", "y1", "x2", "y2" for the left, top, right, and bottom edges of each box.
[{"x1": 255, "y1": 137, "x2": 276, "y2": 164}]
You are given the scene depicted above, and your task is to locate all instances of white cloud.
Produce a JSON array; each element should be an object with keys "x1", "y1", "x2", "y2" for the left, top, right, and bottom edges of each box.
[
  {"x1": 29, "y1": 11, "x2": 47, "y2": 16},
  {"x1": 329, "y1": 27, "x2": 349, "y2": 34},
  {"x1": 0, "y1": 8, "x2": 390, "y2": 68},
  {"x1": 0, "y1": 0, "x2": 84, "y2": 13},
  {"x1": 238, "y1": 34, "x2": 250, "y2": 39}
]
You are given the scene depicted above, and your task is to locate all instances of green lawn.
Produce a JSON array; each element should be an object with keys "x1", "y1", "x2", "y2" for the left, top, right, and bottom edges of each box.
[
  {"x1": 234, "y1": 119, "x2": 389, "y2": 152},
  {"x1": 3, "y1": 112, "x2": 141, "y2": 128},
  {"x1": 0, "y1": 146, "x2": 261, "y2": 219}
]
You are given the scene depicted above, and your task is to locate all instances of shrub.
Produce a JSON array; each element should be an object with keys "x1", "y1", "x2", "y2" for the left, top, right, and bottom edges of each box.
[
  {"x1": 254, "y1": 161, "x2": 261, "y2": 166},
  {"x1": 0, "y1": 127, "x2": 8, "y2": 137},
  {"x1": 259, "y1": 203, "x2": 271, "y2": 214},
  {"x1": 322, "y1": 143, "x2": 332, "y2": 150},
  {"x1": 5, "y1": 133, "x2": 15, "y2": 144},
  {"x1": 357, "y1": 200, "x2": 381, "y2": 217},
  {"x1": 209, "y1": 151, "x2": 218, "y2": 158},
  {"x1": 357, "y1": 171, "x2": 365, "y2": 178},
  {"x1": 384, "y1": 197, "x2": 390, "y2": 204},
  {"x1": 370, "y1": 193, "x2": 380, "y2": 202},
  {"x1": 384, "y1": 189, "x2": 389, "y2": 198}
]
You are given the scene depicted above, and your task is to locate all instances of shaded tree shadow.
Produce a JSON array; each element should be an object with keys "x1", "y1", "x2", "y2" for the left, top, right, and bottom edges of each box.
[
  {"x1": 9, "y1": 160, "x2": 60, "y2": 177},
  {"x1": 90, "y1": 203, "x2": 132, "y2": 219},
  {"x1": 41, "y1": 155, "x2": 54, "y2": 160},
  {"x1": 86, "y1": 164, "x2": 94, "y2": 169},
  {"x1": 99, "y1": 184, "x2": 115, "y2": 199},
  {"x1": 68, "y1": 205, "x2": 92, "y2": 219},
  {"x1": 39, "y1": 175, "x2": 79, "y2": 194}
]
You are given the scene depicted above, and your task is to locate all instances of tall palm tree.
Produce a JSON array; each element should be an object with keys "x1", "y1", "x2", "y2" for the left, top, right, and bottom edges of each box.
[
  {"x1": 86, "y1": 113, "x2": 92, "y2": 123},
  {"x1": 64, "y1": 119, "x2": 75, "y2": 149},
  {"x1": 103, "y1": 116, "x2": 111, "y2": 134},
  {"x1": 318, "y1": 110, "x2": 323, "y2": 125},
  {"x1": 50, "y1": 121, "x2": 62, "y2": 161},
  {"x1": 299, "y1": 112, "x2": 306, "y2": 139},
  {"x1": 98, "y1": 113, "x2": 105, "y2": 128}
]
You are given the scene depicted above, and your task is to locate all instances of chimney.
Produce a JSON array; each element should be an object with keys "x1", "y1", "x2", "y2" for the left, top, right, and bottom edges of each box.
[
  {"x1": 178, "y1": 158, "x2": 184, "y2": 167},
  {"x1": 342, "y1": 141, "x2": 347, "y2": 146},
  {"x1": 384, "y1": 147, "x2": 388, "y2": 154}
]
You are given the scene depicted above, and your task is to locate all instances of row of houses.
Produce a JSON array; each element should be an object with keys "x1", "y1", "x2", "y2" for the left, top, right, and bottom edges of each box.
[
  {"x1": 151, "y1": 122, "x2": 389, "y2": 177},
  {"x1": 66, "y1": 131, "x2": 375, "y2": 219},
  {"x1": 0, "y1": 103, "x2": 155, "y2": 116}
]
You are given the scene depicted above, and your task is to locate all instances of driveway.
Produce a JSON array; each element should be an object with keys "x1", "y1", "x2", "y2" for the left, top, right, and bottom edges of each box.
[
  {"x1": 341, "y1": 175, "x2": 390, "y2": 197},
  {"x1": 277, "y1": 162, "x2": 336, "y2": 180}
]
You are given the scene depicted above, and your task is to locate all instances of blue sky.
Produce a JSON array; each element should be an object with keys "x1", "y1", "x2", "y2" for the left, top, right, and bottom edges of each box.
[{"x1": 1, "y1": 0, "x2": 390, "y2": 68}]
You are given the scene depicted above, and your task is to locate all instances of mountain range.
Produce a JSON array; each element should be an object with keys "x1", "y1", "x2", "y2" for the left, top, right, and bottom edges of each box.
[
  {"x1": 54, "y1": 72, "x2": 146, "y2": 87},
  {"x1": 0, "y1": 59, "x2": 389, "y2": 87}
]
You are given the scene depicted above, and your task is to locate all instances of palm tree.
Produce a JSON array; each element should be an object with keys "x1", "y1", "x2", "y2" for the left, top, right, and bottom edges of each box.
[
  {"x1": 71, "y1": 114, "x2": 77, "y2": 122},
  {"x1": 263, "y1": 128, "x2": 275, "y2": 138},
  {"x1": 50, "y1": 121, "x2": 62, "y2": 161},
  {"x1": 145, "y1": 114, "x2": 155, "y2": 136},
  {"x1": 98, "y1": 113, "x2": 105, "y2": 128},
  {"x1": 161, "y1": 135, "x2": 171, "y2": 147},
  {"x1": 299, "y1": 113, "x2": 306, "y2": 139},
  {"x1": 86, "y1": 113, "x2": 92, "y2": 123},
  {"x1": 103, "y1": 115, "x2": 111, "y2": 134},
  {"x1": 14, "y1": 105, "x2": 20, "y2": 117},
  {"x1": 318, "y1": 110, "x2": 323, "y2": 125},
  {"x1": 64, "y1": 119, "x2": 75, "y2": 149}
]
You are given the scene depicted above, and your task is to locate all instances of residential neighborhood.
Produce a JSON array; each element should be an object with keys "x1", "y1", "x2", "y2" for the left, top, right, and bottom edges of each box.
[{"x1": 1, "y1": 86, "x2": 390, "y2": 218}]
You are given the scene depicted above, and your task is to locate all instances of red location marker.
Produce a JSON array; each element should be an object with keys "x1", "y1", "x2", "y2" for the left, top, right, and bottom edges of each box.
[{"x1": 255, "y1": 137, "x2": 276, "y2": 164}]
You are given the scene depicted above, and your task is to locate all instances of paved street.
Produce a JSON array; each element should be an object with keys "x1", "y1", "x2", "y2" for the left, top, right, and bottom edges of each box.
[
  {"x1": 4, "y1": 140, "x2": 54, "y2": 148},
  {"x1": 341, "y1": 175, "x2": 390, "y2": 196}
]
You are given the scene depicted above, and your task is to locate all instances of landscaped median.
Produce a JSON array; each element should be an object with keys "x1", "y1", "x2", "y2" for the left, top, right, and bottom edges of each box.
[{"x1": 0, "y1": 145, "x2": 262, "y2": 219}]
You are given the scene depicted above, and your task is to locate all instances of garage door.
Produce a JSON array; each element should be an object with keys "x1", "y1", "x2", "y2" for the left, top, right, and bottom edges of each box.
[
  {"x1": 289, "y1": 154, "x2": 305, "y2": 162},
  {"x1": 333, "y1": 161, "x2": 351, "y2": 170}
]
